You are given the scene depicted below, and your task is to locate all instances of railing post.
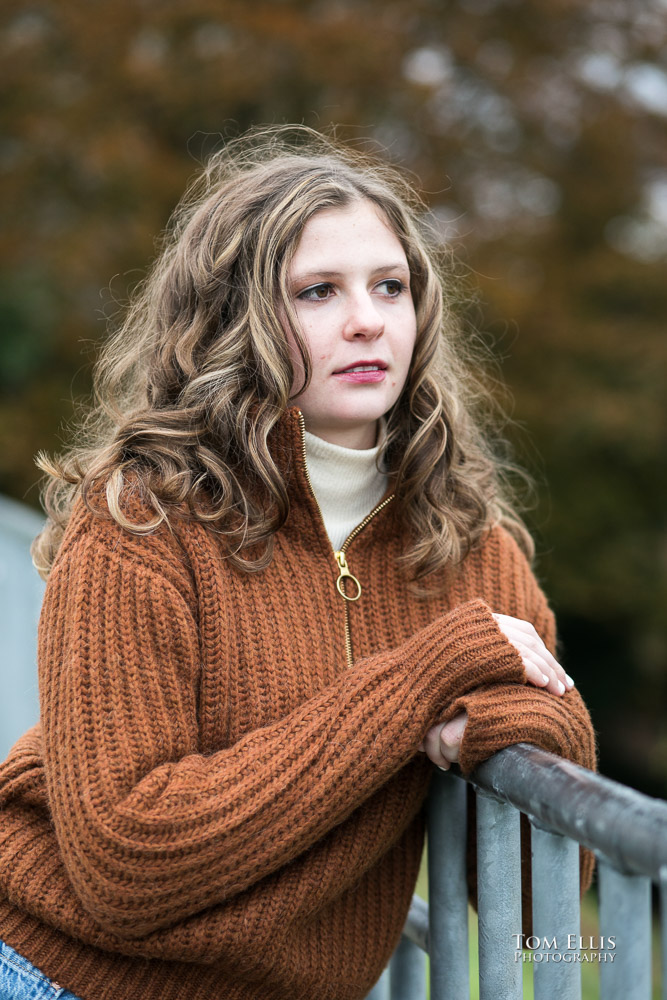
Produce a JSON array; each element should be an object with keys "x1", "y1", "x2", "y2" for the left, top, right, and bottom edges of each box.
[
  {"x1": 389, "y1": 937, "x2": 426, "y2": 1000},
  {"x1": 530, "y1": 824, "x2": 582, "y2": 1000},
  {"x1": 386, "y1": 747, "x2": 667, "y2": 1000},
  {"x1": 661, "y1": 866, "x2": 667, "y2": 1000},
  {"x1": 476, "y1": 791, "x2": 523, "y2": 1000},
  {"x1": 427, "y1": 770, "x2": 469, "y2": 1000},
  {"x1": 365, "y1": 967, "x2": 389, "y2": 1000},
  {"x1": 598, "y1": 858, "x2": 651, "y2": 999}
]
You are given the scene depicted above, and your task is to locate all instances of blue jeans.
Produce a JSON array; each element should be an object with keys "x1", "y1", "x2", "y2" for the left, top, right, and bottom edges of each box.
[{"x1": 0, "y1": 940, "x2": 81, "y2": 999}]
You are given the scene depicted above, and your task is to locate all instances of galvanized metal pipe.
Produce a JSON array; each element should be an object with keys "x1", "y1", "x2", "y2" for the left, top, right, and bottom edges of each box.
[
  {"x1": 389, "y1": 935, "x2": 426, "y2": 1000},
  {"x1": 402, "y1": 895, "x2": 428, "y2": 953},
  {"x1": 530, "y1": 824, "x2": 582, "y2": 1000},
  {"x1": 598, "y1": 859, "x2": 651, "y2": 999},
  {"x1": 365, "y1": 967, "x2": 389, "y2": 1000},
  {"x1": 427, "y1": 770, "x2": 469, "y2": 999},
  {"x1": 470, "y1": 744, "x2": 667, "y2": 880},
  {"x1": 661, "y1": 866, "x2": 667, "y2": 1000},
  {"x1": 476, "y1": 791, "x2": 523, "y2": 1000},
  {"x1": 397, "y1": 748, "x2": 667, "y2": 1000}
]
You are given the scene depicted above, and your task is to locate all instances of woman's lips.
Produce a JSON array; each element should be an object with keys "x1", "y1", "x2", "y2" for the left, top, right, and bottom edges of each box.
[{"x1": 332, "y1": 363, "x2": 387, "y2": 384}]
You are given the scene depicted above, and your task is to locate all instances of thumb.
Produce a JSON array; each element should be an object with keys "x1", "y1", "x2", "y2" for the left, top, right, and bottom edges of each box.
[{"x1": 440, "y1": 712, "x2": 468, "y2": 755}]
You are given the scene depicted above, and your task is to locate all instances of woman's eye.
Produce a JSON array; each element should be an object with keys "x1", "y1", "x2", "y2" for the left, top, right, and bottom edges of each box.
[
  {"x1": 378, "y1": 279, "x2": 406, "y2": 296},
  {"x1": 298, "y1": 283, "x2": 334, "y2": 301}
]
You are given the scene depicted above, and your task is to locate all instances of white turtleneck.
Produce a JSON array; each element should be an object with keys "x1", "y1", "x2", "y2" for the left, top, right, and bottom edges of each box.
[{"x1": 304, "y1": 429, "x2": 389, "y2": 551}]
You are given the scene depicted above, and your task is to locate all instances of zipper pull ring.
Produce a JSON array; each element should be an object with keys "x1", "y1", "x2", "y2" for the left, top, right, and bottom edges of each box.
[{"x1": 334, "y1": 551, "x2": 362, "y2": 601}]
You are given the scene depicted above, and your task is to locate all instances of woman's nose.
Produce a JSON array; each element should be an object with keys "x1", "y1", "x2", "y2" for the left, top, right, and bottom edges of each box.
[{"x1": 341, "y1": 293, "x2": 384, "y2": 340}]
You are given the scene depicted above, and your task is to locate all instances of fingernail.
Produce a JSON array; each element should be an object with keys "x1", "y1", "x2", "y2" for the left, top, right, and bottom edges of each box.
[
  {"x1": 542, "y1": 673, "x2": 549, "y2": 684},
  {"x1": 437, "y1": 764, "x2": 450, "y2": 772},
  {"x1": 565, "y1": 674, "x2": 574, "y2": 688},
  {"x1": 557, "y1": 680, "x2": 565, "y2": 694}
]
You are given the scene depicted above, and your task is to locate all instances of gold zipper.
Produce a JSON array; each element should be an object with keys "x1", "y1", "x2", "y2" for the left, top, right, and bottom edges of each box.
[
  {"x1": 297, "y1": 411, "x2": 395, "y2": 668},
  {"x1": 335, "y1": 550, "x2": 362, "y2": 601}
]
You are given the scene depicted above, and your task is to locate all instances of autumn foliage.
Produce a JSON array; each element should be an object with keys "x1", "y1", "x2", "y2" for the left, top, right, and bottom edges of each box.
[{"x1": 1, "y1": 0, "x2": 665, "y2": 791}]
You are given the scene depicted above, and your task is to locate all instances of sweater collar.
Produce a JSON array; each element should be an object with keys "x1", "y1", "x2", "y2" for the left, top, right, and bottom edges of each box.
[
  {"x1": 269, "y1": 408, "x2": 397, "y2": 551},
  {"x1": 303, "y1": 426, "x2": 389, "y2": 552}
]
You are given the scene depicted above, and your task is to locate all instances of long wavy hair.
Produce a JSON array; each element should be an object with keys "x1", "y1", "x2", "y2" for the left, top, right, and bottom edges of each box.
[{"x1": 32, "y1": 125, "x2": 533, "y2": 581}]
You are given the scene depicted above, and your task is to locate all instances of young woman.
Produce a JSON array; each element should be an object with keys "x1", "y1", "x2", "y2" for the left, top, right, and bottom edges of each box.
[{"x1": 0, "y1": 128, "x2": 595, "y2": 1000}]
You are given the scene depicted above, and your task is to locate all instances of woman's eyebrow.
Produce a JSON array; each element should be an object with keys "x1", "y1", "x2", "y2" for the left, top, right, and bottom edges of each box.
[{"x1": 290, "y1": 263, "x2": 411, "y2": 284}]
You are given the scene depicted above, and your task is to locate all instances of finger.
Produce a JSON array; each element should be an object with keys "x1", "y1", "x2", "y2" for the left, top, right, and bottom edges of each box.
[
  {"x1": 439, "y1": 712, "x2": 467, "y2": 763},
  {"x1": 423, "y1": 723, "x2": 450, "y2": 769},
  {"x1": 441, "y1": 712, "x2": 467, "y2": 742},
  {"x1": 523, "y1": 638, "x2": 569, "y2": 689},
  {"x1": 517, "y1": 645, "x2": 566, "y2": 695},
  {"x1": 520, "y1": 654, "x2": 550, "y2": 689},
  {"x1": 497, "y1": 621, "x2": 565, "y2": 679},
  {"x1": 493, "y1": 614, "x2": 574, "y2": 690},
  {"x1": 503, "y1": 635, "x2": 563, "y2": 695},
  {"x1": 493, "y1": 613, "x2": 539, "y2": 638}
]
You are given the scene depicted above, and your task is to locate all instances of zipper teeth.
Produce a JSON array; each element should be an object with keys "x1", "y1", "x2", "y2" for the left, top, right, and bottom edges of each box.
[
  {"x1": 297, "y1": 411, "x2": 395, "y2": 669},
  {"x1": 340, "y1": 495, "x2": 395, "y2": 553},
  {"x1": 298, "y1": 412, "x2": 328, "y2": 528},
  {"x1": 343, "y1": 604, "x2": 353, "y2": 668},
  {"x1": 298, "y1": 412, "x2": 395, "y2": 541}
]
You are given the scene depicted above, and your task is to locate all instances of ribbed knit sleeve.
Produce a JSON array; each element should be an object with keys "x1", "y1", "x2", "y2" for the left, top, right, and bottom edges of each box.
[
  {"x1": 442, "y1": 530, "x2": 596, "y2": 777},
  {"x1": 438, "y1": 529, "x2": 597, "y2": 913},
  {"x1": 38, "y1": 521, "x2": 528, "y2": 945},
  {"x1": 444, "y1": 684, "x2": 596, "y2": 776},
  {"x1": 454, "y1": 680, "x2": 597, "y2": 923}
]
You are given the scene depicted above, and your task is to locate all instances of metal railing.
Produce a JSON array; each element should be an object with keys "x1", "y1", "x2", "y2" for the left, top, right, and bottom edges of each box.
[
  {"x1": 0, "y1": 494, "x2": 44, "y2": 759},
  {"x1": 367, "y1": 743, "x2": 667, "y2": 1000}
]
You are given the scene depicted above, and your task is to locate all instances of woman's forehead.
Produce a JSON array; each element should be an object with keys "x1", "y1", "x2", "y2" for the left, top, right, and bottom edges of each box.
[{"x1": 289, "y1": 201, "x2": 408, "y2": 277}]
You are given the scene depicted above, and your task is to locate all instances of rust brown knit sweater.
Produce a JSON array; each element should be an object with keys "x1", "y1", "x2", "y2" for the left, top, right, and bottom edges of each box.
[{"x1": 0, "y1": 409, "x2": 596, "y2": 1000}]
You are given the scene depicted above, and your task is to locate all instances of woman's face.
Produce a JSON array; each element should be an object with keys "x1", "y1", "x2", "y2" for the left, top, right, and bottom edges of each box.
[{"x1": 285, "y1": 199, "x2": 417, "y2": 450}]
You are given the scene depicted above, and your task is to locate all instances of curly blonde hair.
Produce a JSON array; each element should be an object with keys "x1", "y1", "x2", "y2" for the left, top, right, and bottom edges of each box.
[{"x1": 32, "y1": 125, "x2": 532, "y2": 581}]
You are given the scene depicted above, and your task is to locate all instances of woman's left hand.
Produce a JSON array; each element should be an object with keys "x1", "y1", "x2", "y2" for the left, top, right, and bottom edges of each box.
[{"x1": 419, "y1": 612, "x2": 575, "y2": 769}]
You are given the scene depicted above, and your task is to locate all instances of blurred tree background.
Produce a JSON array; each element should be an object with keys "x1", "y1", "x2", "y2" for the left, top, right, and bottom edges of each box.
[{"x1": 1, "y1": 0, "x2": 665, "y2": 794}]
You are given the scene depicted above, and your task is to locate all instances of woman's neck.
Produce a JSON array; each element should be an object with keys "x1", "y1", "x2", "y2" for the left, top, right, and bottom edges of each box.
[
  {"x1": 303, "y1": 428, "x2": 388, "y2": 550},
  {"x1": 300, "y1": 419, "x2": 379, "y2": 451}
]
